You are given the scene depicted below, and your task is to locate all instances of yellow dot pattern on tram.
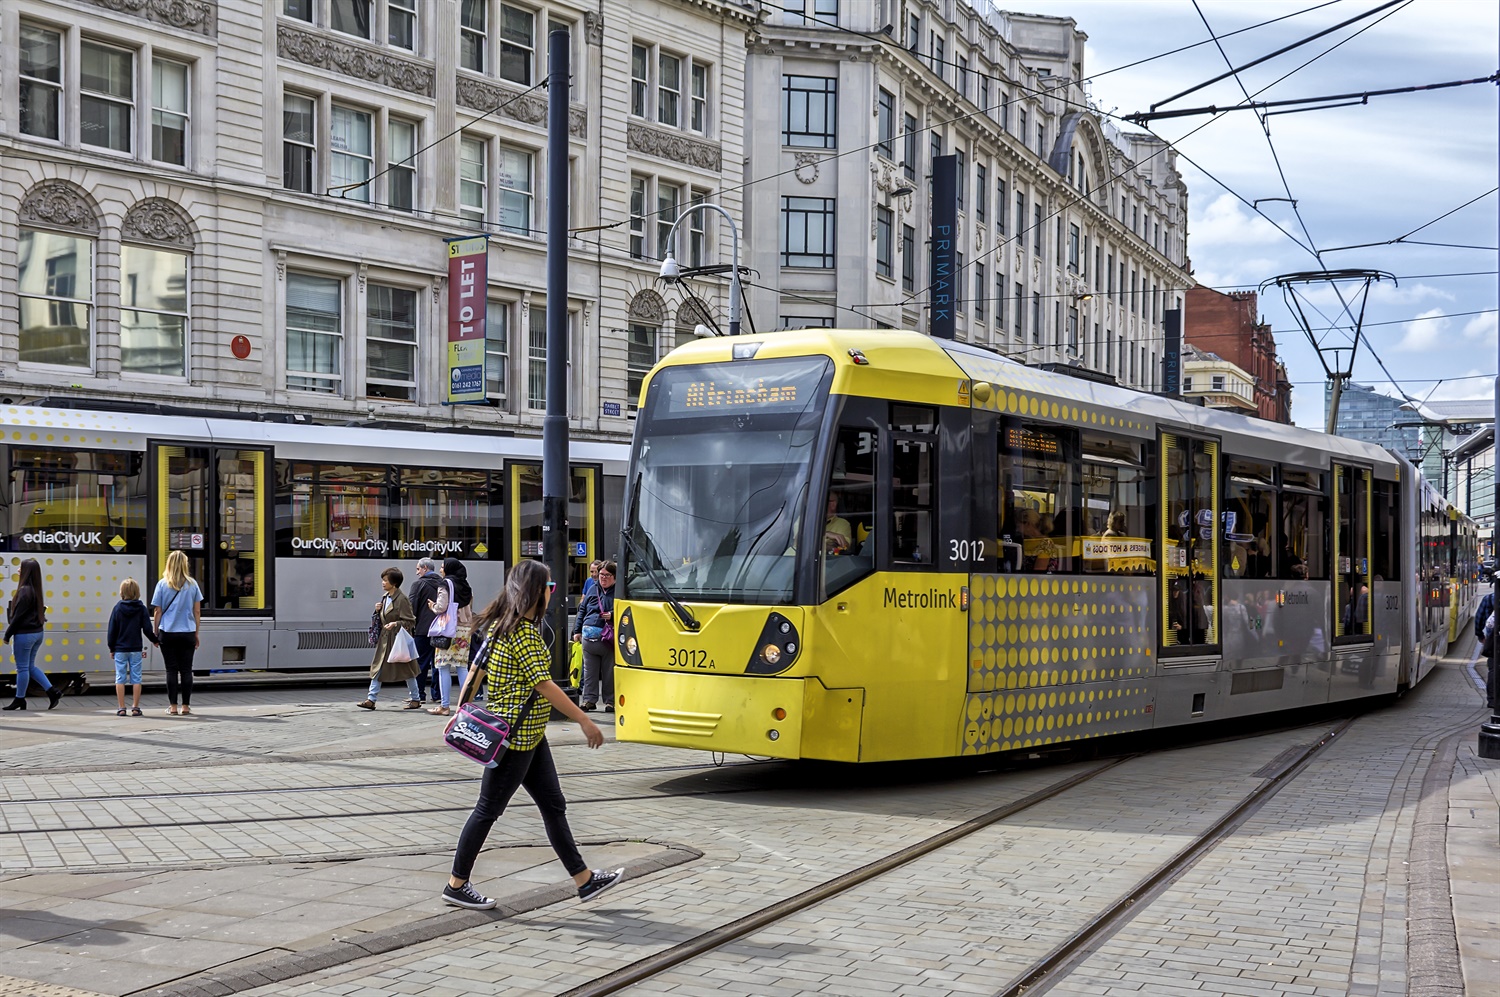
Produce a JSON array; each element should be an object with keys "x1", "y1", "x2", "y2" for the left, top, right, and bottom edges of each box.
[
  {"x1": 5, "y1": 555, "x2": 145, "y2": 666},
  {"x1": 962, "y1": 574, "x2": 1154, "y2": 755}
]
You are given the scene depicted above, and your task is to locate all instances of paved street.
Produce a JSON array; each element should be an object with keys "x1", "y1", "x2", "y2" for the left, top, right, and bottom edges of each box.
[{"x1": 0, "y1": 645, "x2": 1496, "y2": 997}]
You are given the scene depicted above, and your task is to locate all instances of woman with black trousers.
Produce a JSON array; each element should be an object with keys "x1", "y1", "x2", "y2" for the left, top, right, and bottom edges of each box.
[
  {"x1": 151, "y1": 550, "x2": 204, "y2": 716},
  {"x1": 4, "y1": 558, "x2": 61, "y2": 711},
  {"x1": 570, "y1": 560, "x2": 616, "y2": 711}
]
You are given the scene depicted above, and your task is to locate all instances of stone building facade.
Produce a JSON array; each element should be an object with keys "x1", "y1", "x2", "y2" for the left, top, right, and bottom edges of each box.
[
  {"x1": 742, "y1": 1, "x2": 1191, "y2": 392},
  {"x1": 1182, "y1": 285, "x2": 1290, "y2": 423},
  {"x1": 1180, "y1": 343, "x2": 1256, "y2": 414},
  {"x1": 1, "y1": 0, "x2": 755, "y2": 435}
]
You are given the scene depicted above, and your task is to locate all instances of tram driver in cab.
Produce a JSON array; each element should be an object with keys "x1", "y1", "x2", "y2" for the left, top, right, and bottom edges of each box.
[{"x1": 823, "y1": 493, "x2": 853, "y2": 554}]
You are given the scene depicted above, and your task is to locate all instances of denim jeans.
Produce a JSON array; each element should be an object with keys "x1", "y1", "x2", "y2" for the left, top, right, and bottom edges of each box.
[
  {"x1": 414, "y1": 635, "x2": 435, "y2": 700},
  {"x1": 12, "y1": 631, "x2": 49, "y2": 698},
  {"x1": 368, "y1": 674, "x2": 420, "y2": 702},
  {"x1": 113, "y1": 651, "x2": 144, "y2": 686}
]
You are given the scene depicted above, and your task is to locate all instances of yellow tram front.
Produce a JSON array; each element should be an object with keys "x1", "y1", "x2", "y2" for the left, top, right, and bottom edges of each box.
[{"x1": 613, "y1": 330, "x2": 973, "y2": 762}]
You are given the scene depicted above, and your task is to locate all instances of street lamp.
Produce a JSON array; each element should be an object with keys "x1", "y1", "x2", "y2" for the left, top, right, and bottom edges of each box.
[{"x1": 658, "y1": 202, "x2": 744, "y2": 337}]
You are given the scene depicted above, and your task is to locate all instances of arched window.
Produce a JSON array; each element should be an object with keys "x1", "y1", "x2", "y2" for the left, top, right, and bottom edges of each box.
[
  {"x1": 17, "y1": 180, "x2": 102, "y2": 369},
  {"x1": 626, "y1": 290, "x2": 667, "y2": 410},
  {"x1": 121, "y1": 197, "x2": 196, "y2": 377}
]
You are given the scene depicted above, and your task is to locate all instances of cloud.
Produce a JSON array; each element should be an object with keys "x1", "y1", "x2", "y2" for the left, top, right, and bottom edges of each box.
[
  {"x1": 1463, "y1": 312, "x2": 1498, "y2": 347},
  {"x1": 1188, "y1": 194, "x2": 1286, "y2": 249},
  {"x1": 1395, "y1": 308, "x2": 1450, "y2": 352}
]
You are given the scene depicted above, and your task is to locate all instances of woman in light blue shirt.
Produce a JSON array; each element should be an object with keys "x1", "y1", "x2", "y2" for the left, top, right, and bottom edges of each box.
[{"x1": 151, "y1": 550, "x2": 203, "y2": 715}]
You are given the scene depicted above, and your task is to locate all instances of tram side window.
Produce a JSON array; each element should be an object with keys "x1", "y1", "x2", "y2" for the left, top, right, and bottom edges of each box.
[
  {"x1": 1279, "y1": 468, "x2": 1326, "y2": 580},
  {"x1": 396, "y1": 468, "x2": 491, "y2": 561},
  {"x1": 1223, "y1": 459, "x2": 1276, "y2": 580},
  {"x1": 1000, "y1": 422, "x2": 1074, "y2": 573},
  {"x1": 1372, "y1": 480, "x2": 1399, "y2": 581},
  {"x1": 1079, "y1": 432, "x2": 1154, "y2": 576},
  {"x1": 279, "y1": 462, "x2": 389, "y2": 557},
  {"x1": 890, "y1": 404, "x2": 936, "y2": 566},
  {"x1": 4, "y1": 448, "x2": 147, "y2": 554},
  {"x1": 1334, "y1": 466, "x2": 1372, "y2": 638},
  {"x1": 824, "y1": 426, "x2": 877, "y2": 592}
]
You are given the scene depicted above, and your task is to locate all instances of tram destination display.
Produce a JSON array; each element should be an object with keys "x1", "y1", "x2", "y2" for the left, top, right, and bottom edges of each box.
[{"x1": 649, "y1": 357, "x2": 830, "y2": 420}]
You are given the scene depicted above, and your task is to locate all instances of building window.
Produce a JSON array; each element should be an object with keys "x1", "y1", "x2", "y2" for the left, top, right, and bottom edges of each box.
[
  {"x1": 500, "y1": 4, "x2": 535, "y2": 85},
  {"x1": 627, "y1": 324, "x2": 657, "y2": 410},
  {"x1": 497, "y1": 145, "x2": 533, "y2": 235},
  {"x1": 286, "y1": 272, "x2": 342, "y2": 394},
  {"x1": 901, "y1": 224, "x2": 915, "y2": 292},
  {"x1": 813, "y1": 0, "x2": 838, "y2": 26},
  {"x1": 779, "y1": 315, "x2": 834, "y2": 329},
  {"x1": 930, "y1": 33, "x2": 944, "y2": 83},
  {"x1": 485, "y1": 300, "x2": 509, "y2": 404},
  {"x1": 1212, "y1": 374, "x2": 1226, "y2": 392},
  {"x1": 331, "y1": 0, "x2": 371, "y2": 38},
  {"x1": 1183, "y1": 375, "x2": 1193, "y2": 392},
  {"x1": 975, "y1": 163, "x2": 987, "y2": 221},
  {"x1": 19, "y1": 25, "x2": 62, "y2": 140},
  {"x1": 330, "y1": 105, "x2": 374, "y2": 202},
  {"x1": 1014, "y1": 282, "x2": 1024, "y2": 340},
  {"x1": 656, "y1": 183, "x2": 681, "y2": 261},
  {"x1": 17, "y1": 229, "x2": 93, "y2": 368},
  {"x1": 121, "y1": 245, "x2": 188, "y2": 377},
  {"x1": 366, "y1": 284, "x2": 417, "y2": 400},
  {"x1": 996, "y1": 177, "x2": 1007, "y2": 234},
  {"x1": 979, "y1": 75, "x2": 990, "y2": 118},
  {"x1": 1019, "y1": 108, "x2": 1027, "y2": 145},
  {"x1": 81, "y1": 41, "x2": 133, "y2": 153},
  {"x1": 459, "y1": 134, "x2": 486, "y2": 225},
  {"x1": 902, "y1": 112, "x2": 918, "y2": 181},
  {"x1": 1068, "y1": 222, "x2": 1080, "y2": 273},
  {"x1": 955, "y1": 252, "x2": 965, "y2": 311},
  {"x1": 284, "y1": 0, "x2": 313, "y2": 20},
  {"x1": 1055, "y1": 218, "x2": 1064, "y2": 267},
  {"x1": 283, "y1": 94, "x2": 316, "y2": 193},
  {"x1": 388, "y1": 118, "x2": 416, "y2": 211},
  {"x1": 151, "y1": 59, "x2": 189, "y2": 166},
  {"x1": 1015, "y1": 192, "x2": 1025, "y2": 248},
  {"x1": 781, "y1": 196, "x2": 836, "y2": 268},
  {"x1": 688, "y1": 189, "x2": 710, "y2": 267},
  {"x1": 658, "y1": 52, "x2": 682, "y2": 127},
  {"x1": 388, "y1": 0, "x2": 416, "y2": 48},
  {"x1": 1031, "y1": 294, "x2": 1041, "y2": 344},
  {"x1": 875, "y1": 205, "x2": 893, "y2": 279},
  {"x1": 956, "y1": 55, "x2": 969, "y2": 99},
  {"x1": 526, "y1": 305, "x2": 546, "y2": 410},
  {"x1": 906, "y1": 12, "x2": 920, "y2": 50},
  {"x1": 877, "y1": 89, "x2": 896, "y2": 159},
  {"x1": 1067, "y1": 305, "x2": 1078, "y2": 351},
  {"x1": 1000, "y1": 89, "x2": 1009, "y2": 130},
  {"x1": 630, "y1": 44, "x2": 648, "y2": 117},
  {"x1": 782, "y1": 75, "x2": 837, "y2": 149},
  {"x1": 691, "y1": 63, "x2": 709, "y2": 132},
  {"x1": 996, "y1": 269, "x2": 1005, "y2": 331},
  {"x1": 955, "y1": 149, "x2": 966, "y2": 208},
  {"x1": 628, "y1": 175, "x2": 648, "y2": 259},
  {"x1": 460, "y1": 0, "x2": 486, "y2": 71},
  {"x1": 1032, "y1": 204, "x2": 1043, "y2": 256},
  {"x1": 1037, "y1": 123, "x2": 1046, "y2": 157},
  {"x1": 975, "y1": 262, "x2": 986, "y2": 321}
]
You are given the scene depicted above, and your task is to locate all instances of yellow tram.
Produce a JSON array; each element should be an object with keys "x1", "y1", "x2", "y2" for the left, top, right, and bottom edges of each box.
[{"x1": 613, "y1": 329, "x2": 1474, "y2": 762}]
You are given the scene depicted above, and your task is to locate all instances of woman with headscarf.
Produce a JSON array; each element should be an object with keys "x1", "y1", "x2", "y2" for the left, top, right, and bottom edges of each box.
[
  {"x1": 4, "y1": 558, "x2": 61, "y2": 711},
  {"x1": 429, "y1": 557, "x2": 475, "y2": 716}
]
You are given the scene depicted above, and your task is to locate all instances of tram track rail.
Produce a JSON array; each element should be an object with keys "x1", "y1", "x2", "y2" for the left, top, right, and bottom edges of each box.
[{"x1": 556, "y1": 715, "x2": 1365, "y2": 997}]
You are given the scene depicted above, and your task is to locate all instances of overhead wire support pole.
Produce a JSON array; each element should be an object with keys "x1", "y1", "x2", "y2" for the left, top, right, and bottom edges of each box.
[{"x1": 543, "y1": 28, "x2": 572, "y2": 690}]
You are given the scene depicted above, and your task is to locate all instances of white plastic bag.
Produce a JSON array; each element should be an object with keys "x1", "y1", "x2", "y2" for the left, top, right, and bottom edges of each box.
[{"x1": 388, "y1": 627, "x2": 418, "y2": 663}]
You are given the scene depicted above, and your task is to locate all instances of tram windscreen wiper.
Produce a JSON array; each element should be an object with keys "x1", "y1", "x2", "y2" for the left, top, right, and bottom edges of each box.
[{"x1": 620, "y1": 526, "x2": 701, "y2": 632}]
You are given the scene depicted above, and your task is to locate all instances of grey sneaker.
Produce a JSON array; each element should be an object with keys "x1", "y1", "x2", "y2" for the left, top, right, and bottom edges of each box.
[
  {"x1": 442, "y1": 881, "x2": 497, "y2": 910},
  {"x1": 577, "y1": 868, "x2": 625, "y2": 902}
]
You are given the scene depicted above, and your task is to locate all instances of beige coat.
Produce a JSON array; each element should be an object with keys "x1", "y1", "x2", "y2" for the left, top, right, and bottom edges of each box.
[{"x1": 370, "y1": 590, "x2": 419, "y2": 682}]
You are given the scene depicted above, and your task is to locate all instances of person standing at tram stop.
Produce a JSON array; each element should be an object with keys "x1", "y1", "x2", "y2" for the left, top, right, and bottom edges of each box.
[
  {"x1": 151, "y1": 551, "x2": 204, "y2": 716},
  {"x1": 582, "y1": 560, "x2": 603, "y2": 600},
  {"x1": 3, "y1": 558, "x2": 62, "y2": 711},
  {"x1": 443, "y1": 559, "x2": 624, "y2": 910},
  {"x1": 572, "y1": 560, "x2": 616, "y2": 712},
  {"x1": 408, "y1": 557, "x2": 444, "y2": 703},
  {"x1": 358, "y1": 567, "x2": 421, "y2": 710},
  {"x1": 107, "y1": 578, "x2": 158, "y2": 717},
  {"x1": 428, "y1": 558, "x2": 475, "y2": 716}
]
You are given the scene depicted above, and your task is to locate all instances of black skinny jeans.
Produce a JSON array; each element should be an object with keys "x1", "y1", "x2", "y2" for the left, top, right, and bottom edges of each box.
[
  {"x1": 451, "y1": 738, "x2": 586, "y2": 882},
  {"x1": 160, "y1": 631, "x2": 197, "y2": 706}
]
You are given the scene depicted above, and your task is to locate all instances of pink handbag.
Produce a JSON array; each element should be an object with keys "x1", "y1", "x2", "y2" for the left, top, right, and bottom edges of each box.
[{"x1": 443, "y1": 692, "x2": 537, "y2": 767}]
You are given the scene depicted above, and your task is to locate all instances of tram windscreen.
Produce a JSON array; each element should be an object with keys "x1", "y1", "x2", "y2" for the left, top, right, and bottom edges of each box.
[{"x1": 623, "y1": 356, "x2": 832, "y2": 605}]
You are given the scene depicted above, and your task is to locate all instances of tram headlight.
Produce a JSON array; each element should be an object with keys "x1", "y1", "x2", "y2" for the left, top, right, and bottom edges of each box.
[
  {"x1": 746, "y1": 612, "x2": 801, "y2": 675},
  {"x1": 761, "y1": 644, "x2": 782, "y2": 666},
  {"x1": 625, "y1": 636, "x2": 638, "y2": 656},
  {"x1": 767, "y1": 729, "x2": 781, "y2": 741}
]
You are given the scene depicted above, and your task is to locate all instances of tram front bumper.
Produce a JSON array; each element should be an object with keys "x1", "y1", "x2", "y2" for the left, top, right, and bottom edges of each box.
[{"x1": 613, "y1": 667, "x2": 864, "y2": 762}]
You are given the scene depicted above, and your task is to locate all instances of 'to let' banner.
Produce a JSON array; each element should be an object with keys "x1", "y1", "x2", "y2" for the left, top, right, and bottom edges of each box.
[{"x1": 445, "y1": 235, "x2": 488, "y2": 404}]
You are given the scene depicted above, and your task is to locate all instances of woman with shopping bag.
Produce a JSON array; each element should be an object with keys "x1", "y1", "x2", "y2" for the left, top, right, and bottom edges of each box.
[{"x1": 357, "y1": 567, "x2": 421, "y2": 710}]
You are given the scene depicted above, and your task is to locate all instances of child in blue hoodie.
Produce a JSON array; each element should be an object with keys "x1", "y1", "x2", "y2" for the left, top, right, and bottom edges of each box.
[{"x1": 107, "y1": 578, "x2": 158, "y2": 716}]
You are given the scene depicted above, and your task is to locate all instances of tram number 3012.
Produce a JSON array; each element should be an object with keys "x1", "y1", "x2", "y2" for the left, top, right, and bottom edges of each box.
[
  {"x1": 668, "y1": 648, "x2": 715, "y2": 670},
  {"x1": 949, "y1": 539, "x2": 986, "y2": 563}
]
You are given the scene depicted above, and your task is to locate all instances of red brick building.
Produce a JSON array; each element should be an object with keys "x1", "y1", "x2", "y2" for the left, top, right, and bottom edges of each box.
[{"x1": 1184, "y1": 286, "x2": 1292, "y2": 423}]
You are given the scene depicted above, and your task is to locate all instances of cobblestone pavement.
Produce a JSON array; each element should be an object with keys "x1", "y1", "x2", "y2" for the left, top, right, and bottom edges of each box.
[{"x1": 2, "y1": 652, "x2": 1496, "y2": 997}]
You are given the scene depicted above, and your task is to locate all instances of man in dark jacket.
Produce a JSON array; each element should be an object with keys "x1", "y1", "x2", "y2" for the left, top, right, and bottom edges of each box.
[{"x1": 409, "y1": 558, "x2": 443, "y2": 702}]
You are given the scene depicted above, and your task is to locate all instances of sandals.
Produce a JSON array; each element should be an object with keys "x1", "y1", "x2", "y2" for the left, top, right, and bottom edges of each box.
[
  {"x1": 167, "y1": 705, "x2": 179, "y2": 715},
  {"x1": 427, "y1": 706, "x2": 452, "y2": 716},
  {"x1": 131, "y1": 707, "x2": 143, "y2": 717},
  {"x1": 117, "y1": 708, "x2": 128, "y2": 716},
  {"x1": 180, "y1": 706, "x2": 191, "y2": 715}
]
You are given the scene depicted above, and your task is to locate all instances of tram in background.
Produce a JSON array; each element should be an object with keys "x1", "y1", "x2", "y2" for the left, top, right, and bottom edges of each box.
[
  {"x1": 613, "y1": 329, "x2": 1478, "y2": 763},
  {"x1": 0, "y1": 405, "x2": 628, "y2": 691}
]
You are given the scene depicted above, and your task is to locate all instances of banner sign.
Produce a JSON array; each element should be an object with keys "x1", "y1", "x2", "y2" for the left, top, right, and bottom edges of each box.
[
  {"x1": 929, "y1": 155, "x2": 957, "y2": 340},
  {"x1": 446, "y1": 236, "x2": 489, "y2": 404},
  {"x1": 1162, "y1": 307, "x2": 1182, "y2": 396}
]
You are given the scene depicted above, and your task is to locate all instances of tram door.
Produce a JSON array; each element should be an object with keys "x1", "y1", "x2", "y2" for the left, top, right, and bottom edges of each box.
[
  {"x1": 1160, "y1": 432, "x2": 1220, "y2": 655},
  {"x1": 149, "y1": 444, "x2": 271, "y2": 615}
]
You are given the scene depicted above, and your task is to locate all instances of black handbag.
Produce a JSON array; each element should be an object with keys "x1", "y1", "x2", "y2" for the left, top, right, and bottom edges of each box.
[{"x1": 367, "y1": 607, "x2": 382, "y2": 647}]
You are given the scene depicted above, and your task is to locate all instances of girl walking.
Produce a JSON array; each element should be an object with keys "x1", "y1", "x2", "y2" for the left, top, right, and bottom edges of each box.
[
  {"x1": 151, "y1": 551, "x2": 203, "y2": 715},
  {"x1": 107, "y1": 578, "x2": 158, "y2": 716},
  {"x1": 443, "y1": 559, "x2": 623, "y2": 909},
  {"x1": 357, "y1": 567, "x2": 420, "y2": 709},
  {"x1": 3, "y1": 558, "x2": 61, "y2": 711},
  {"x1": 428, "y1": 558, "x2": 474, "y2": 716}
]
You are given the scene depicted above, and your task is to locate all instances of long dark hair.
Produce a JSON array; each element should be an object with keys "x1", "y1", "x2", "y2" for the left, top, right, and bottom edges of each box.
[
  {"x1": 442, "y1": 557, "x2": 473, "y2": 608},
  {"x1": 9, "y1": 558, "x2": 45, "y2": 623},
  {"x1": 472, "y1": 560, "x2": 549, "y2": 641}
]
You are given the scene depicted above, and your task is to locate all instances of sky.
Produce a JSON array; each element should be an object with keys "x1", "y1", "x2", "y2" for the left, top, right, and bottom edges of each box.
[{"x1": 999, "y1": 0, "x2": 1498, "y2": 429}]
